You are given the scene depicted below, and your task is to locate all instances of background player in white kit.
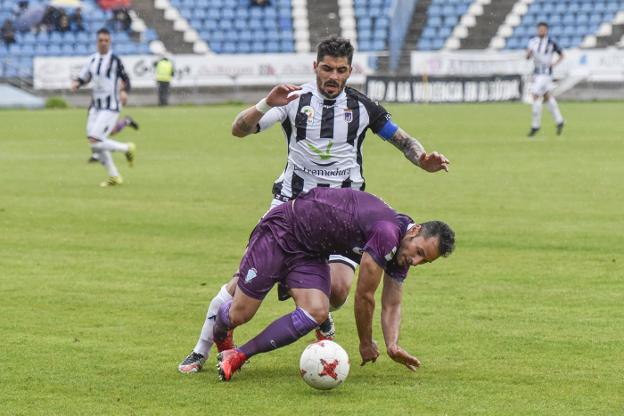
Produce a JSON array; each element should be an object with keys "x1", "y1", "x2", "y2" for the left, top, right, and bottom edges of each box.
[
  {"x1": 526, "y1": 22, "x2": 565, "y2": 137},
  {"x1": 178, "y1": 37, "x2": 450, "y2": 373},
  {"x1": 71, "y1": 28, "x2": 136, "y2": 187}
]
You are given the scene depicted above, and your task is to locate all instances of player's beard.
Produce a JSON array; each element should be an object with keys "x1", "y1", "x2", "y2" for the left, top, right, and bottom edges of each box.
[{"x1": 319, "y1": 79, "x2": 343, "y2": 99}]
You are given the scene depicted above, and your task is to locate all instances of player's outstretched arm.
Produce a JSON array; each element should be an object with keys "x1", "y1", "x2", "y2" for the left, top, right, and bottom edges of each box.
[
  {"x1": 231, "y1": 84, "x2": 301, "y2": 137},
  {"x1": 381, "y1": 275, "x2": 421, "y2": 371},
  {"x1": 355, "y1": 253, "x2": 384, "y2": 366},
  {"x1": 388, "y1": 128, "x2": 450, "y2": 172}
]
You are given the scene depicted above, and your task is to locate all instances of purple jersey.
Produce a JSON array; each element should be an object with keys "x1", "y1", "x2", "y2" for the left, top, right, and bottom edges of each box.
[{"x1": 281, "y1": 188, "x2": 413, "y2": 282}]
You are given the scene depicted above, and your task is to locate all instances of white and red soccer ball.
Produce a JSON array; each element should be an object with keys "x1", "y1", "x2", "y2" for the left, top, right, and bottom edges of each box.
[{"x1": 299, "y1": 340, "x2": 350, "y2": 390}]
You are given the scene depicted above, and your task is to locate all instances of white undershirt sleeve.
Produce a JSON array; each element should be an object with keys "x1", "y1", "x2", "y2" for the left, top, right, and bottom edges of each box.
[{"x1": 257, "y1": 105, "x2": 288, "y2": 133}]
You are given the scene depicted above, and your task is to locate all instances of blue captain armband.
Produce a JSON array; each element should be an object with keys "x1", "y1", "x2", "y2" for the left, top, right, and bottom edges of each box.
[{"x1": 377, "y1": 120, "x2": 399, "y2": 140}]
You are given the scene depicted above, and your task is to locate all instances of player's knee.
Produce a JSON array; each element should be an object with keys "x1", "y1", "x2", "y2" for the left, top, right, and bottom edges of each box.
[
  {"x1": 329, "y1": 283, "x2": 350, "y2": 309},
  {"x1": 329, "y1": 266, "x2": 354, "y2": 309},
  {"x1": 228, "y1": 304, "x2": 254, "y2": 326}
]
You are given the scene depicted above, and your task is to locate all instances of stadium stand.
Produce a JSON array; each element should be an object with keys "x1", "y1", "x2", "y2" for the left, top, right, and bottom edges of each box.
[
  {"x1": 353, "y1": 0, "x2": 393, "y2": 51},
  {"x1": 503, "y1": 0, "x2": 624, "y2": 49},
  {"x1": 0, "y1": 0, "x2": 157, "y2": 78},
  {"x1": 417, "y1": 0, "x2": 471, "y2": 50},
  {"x1": 173, "y1": 0, "x2": 296, "y2": 53}
]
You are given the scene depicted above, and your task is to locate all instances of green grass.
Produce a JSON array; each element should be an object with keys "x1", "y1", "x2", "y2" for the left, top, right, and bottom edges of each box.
[{"x1": 0, "y1": 102, "x2": 622, "y2": 415}]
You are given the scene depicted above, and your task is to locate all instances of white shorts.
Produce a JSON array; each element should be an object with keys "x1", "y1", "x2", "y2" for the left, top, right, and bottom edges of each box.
[
  {"x1": 87, "y1": 108, "x2": 119, "y2": 141},
  {"x1": 266, "y1": 197, "x2": 359, "y2": 270},
  {"x1": 530, "y1": 75, "x2": 555, "y2": 97}
]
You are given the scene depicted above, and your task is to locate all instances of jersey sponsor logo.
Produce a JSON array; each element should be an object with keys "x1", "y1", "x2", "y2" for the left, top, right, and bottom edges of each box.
[
  {"x1": 293, "y1": 164, "x2": 351, "y2": 177},
  {"x1": 301, "y1": 105, "x2": 315, "y2": 124},
  {"x1": 384, "y1": 246, "x2": 397, "y2": 261},
  {"x1": 245, "y1": 267, "x2": 258, "y2": 283},
  {"x1": 307, "y1": 140, "x2": 333, "y2": 161},
  {"x1": 343, "y1": 108, "x2": 353, "y2": 123}
]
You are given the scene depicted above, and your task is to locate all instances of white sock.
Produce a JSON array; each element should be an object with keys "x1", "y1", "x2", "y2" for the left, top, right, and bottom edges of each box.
[
  {"x1": 532, "y1": 100, "x2": 542, "y2": 129},
  {"x1": 92, "y1": 138, "x2": 129, "y2": 153},
  {"x1": 97, "y1": 151, "x2": 119, "y2": 177},
  {"x1": 547, "y1": 96, "x2": 564, "y2": 124},
  {"x1": 193, "y1": 284, "x2": 233, "y2": 357}
]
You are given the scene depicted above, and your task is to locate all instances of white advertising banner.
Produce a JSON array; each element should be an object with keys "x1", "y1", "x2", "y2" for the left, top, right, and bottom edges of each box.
[
  {"x1": 410, "y1": 49, "x2": 624, "y2": 82},
  {"x1": 34, "y1": 53, "x2": 373, "y2": 90},
  {"x1": 410, "y1": 51, "x2": 532, "y2": 76}
]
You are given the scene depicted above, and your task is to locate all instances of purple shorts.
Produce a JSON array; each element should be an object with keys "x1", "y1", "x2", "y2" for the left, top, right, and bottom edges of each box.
[{"x1": 236, "y1": 204, "x2": 330, "y2": 300}]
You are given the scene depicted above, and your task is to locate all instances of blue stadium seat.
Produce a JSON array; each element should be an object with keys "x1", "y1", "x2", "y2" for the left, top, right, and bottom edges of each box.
[
  {"x1": 62, "y1": 44, "x2": 75, "y2": 55},
  {"x1": 359, "y1": 17, "x2": 372, "y2": 29},
  {"x1": 210, "y1": 41, "x2": 223, "y2": 53},
  {"x1": 252, "y1": 41, "x2": 266, "y2": 53},
  {"x1": 428, "y1": 16, "x2": 442, "y2": 27},
  {"x1": 235, "y1": 8, "x2": 249, "y2": 19},
  {"x1": 266, "y1": 40, "x2": 280, "y2": 53},
  {"x1": 237, "y1": 42, "x2": 251, "y2": 53},
  {"x1": 223, "y1": 42, "x2": 236, "y2": 53}
]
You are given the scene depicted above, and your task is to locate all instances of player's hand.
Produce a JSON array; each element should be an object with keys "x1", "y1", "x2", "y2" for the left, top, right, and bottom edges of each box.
[
  {"x1": 387, "y1": 345, "x2": 421, "y2": 371},
  {"x1": 265, "y1": 84, "x2": 302, "y2": 107},
  {"x1": 418, "y1": 151, "x2": 450, "y2": 173},
  {"x1": 71, "y1": 80, "x2": 79, "y2": 93},
  {"x1": 359, "y1": 340, "x2": 380, "y2": 366},
  {"x1": 120, "y1": 90, "x2": 128, "y2": 106}
]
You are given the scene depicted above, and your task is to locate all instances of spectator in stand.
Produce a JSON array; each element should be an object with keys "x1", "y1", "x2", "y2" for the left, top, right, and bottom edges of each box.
[
  {"x1": 1, "y1": 19, "x2": 16, "y2": 46},
  {"x1": 57, "y1": 11, "x2": 71, "y2": 33},
  {"x1": 38, "y1": 6, "x2": 61, "y2": 33},
  {"x1": 110, "y1": 8, "x2": 131, "y2": 32},
  {"x1": 251, "y1": 0, "x2": 270, "y2": 5},
  {"x1": 70, "y1": 7, "x2": 85, "y2": 32},
  {"x1": 12, "y1": 1, "x2": 29, "y2": 19}
]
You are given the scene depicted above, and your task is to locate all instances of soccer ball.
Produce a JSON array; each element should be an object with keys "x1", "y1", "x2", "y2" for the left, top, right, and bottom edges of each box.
[{"x1": 299, "y1": 340, "x2": 350, "y2": 390}]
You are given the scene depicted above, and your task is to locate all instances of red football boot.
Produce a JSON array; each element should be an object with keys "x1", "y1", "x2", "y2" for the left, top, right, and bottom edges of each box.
[
  {"x1": 214, "y1": 330, "x2": 236, "y2": 352},
  {"x1": 217, "y1": 349, "x2": 248, "y2": 381}
]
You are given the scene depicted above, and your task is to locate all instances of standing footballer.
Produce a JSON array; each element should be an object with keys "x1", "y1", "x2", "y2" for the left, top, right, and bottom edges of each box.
[
  {"x1": 71, "y1": 27, "x2": 136, "y2": 187},
  {"x1": 526, "y1": 22, "x2": 565, "y2": 137}
]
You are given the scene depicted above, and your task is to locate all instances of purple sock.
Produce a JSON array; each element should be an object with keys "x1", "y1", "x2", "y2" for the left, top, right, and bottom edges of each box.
[
  {"x1": 213, "y1": 300, "x2": 233, "y2": 342},
  {"x1": 238, "y1": 307, "x2": 318, "y2": 359}
]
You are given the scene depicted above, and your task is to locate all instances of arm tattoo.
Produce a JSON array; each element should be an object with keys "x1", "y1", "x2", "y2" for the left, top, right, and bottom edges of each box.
[
  {"x1": 387, "y1": 129, "x2": 425, "y2": 166},
  {"x1": 234, "y1": 111, "x2": 254, "y2": 134}
]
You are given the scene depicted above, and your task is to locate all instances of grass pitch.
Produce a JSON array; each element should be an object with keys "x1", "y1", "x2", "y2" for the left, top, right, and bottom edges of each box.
[{"x1": 0, "y1": 102, "x2": 622, "y2": 415}]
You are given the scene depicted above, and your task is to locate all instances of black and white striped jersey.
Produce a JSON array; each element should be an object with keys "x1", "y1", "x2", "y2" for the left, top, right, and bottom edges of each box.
[
  {"x1": 257, "y1": 82, "x2": 393, "y2": 199},
  {"x1": 527, "y1": 36, "x2": 562, "y2": 75},
  {"x1": 77, "y1": 51, "x2": 131, "y2": 112}
]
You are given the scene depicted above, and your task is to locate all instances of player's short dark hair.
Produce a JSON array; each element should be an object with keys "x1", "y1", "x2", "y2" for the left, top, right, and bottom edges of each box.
[
  {"x1": 419, "y1": 221, "x2": 455, "y2": 258},
  {"x1": 316, "y1": 36, "x2": 354, "y2": 65},
  {"x1": 537, "y1": 22, "x2": 549, "y2": 28},
  {"x1": 97, "y1": 27, "x2": 111, "y2": 36}
]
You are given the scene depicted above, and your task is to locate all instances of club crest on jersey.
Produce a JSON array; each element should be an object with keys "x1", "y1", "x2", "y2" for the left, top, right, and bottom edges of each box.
[
  {"x1": 245, "y1": 268, "x2": 257, "y2": 283},
  {"x1": 343, "y1": 109, "x2": 353, "y2": 123},
  {"x1": 301, "y1": 106, "x2": 315, "y2": 125},
  {"x1": 385, "y1": 246, "x2": 397, "y2": 261}
]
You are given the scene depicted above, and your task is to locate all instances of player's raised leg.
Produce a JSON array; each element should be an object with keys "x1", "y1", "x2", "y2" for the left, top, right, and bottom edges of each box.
[{"x1": 111, "y1": 116, "x2": 139, "y2": 135}]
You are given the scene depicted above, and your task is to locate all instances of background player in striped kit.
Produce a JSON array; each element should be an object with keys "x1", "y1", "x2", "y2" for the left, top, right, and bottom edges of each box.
[
  {"x1": 71, "y1": 28, "x2": 136, "y2": 187},
  {"x1": 526, "y1": 22, "x2": 565, "y2": 137},
  {"x1": 178, "y1": 37, "x2": 450, "y2": 373}
]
